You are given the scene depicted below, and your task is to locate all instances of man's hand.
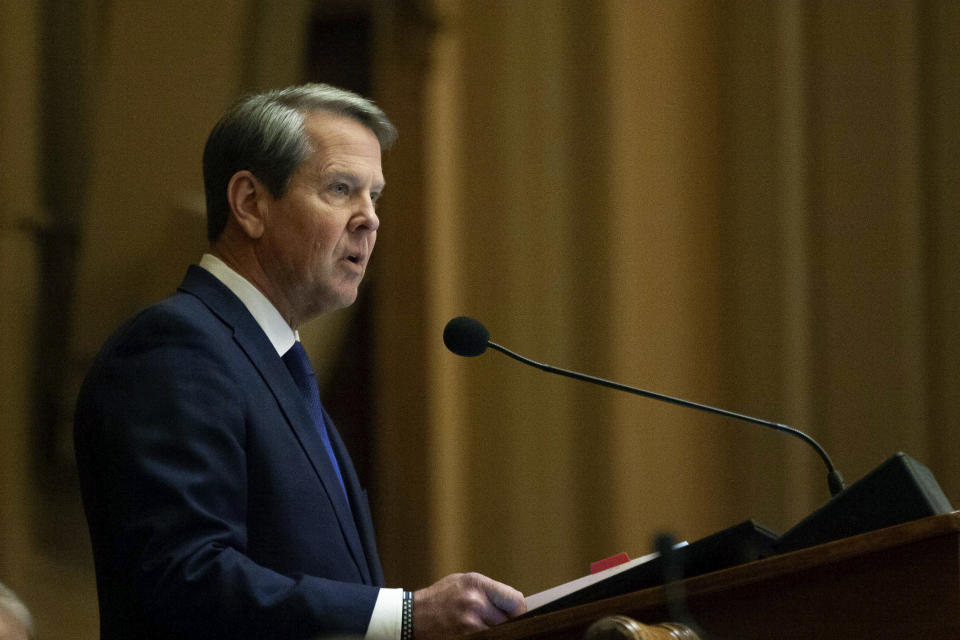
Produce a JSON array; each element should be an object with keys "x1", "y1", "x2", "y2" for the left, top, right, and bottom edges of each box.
[{"x1": 413, "y1": 572, "x2": 526, "y2": 638}]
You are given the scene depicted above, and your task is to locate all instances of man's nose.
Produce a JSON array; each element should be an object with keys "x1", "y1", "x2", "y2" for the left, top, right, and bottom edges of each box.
[{"x1": 353, "y1": 195, "x2": 380, "y2": 232}]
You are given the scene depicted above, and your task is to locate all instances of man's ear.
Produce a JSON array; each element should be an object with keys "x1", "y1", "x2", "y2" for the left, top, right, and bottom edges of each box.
[{"x1": 226, "y1": 170, "x2": 270, "y2": 239}]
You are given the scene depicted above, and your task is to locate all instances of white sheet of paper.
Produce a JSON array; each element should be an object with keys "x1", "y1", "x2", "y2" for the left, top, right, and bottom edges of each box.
[{"x1": 524, "y1": 541, "x2": 688, "y2": 613}]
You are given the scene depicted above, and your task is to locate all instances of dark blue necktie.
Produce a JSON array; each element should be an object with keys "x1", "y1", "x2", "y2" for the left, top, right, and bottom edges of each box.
[{"x1": 282, "y1": 341, "x2": 348, "y2": 500}]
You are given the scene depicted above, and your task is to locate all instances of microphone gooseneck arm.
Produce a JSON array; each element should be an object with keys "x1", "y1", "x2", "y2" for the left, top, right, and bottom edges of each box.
[{"x1": 487, "y1": 339, "x2": 847, "y2": 497}]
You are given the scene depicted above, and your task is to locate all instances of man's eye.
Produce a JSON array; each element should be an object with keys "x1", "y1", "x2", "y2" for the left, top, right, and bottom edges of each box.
[{"x1": 331, "y1": 183, "x2": 349, "y2": 196}]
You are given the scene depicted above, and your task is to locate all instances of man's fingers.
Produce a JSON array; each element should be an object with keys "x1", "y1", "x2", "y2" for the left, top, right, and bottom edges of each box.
[
  {"x1": 414, "y1": 573, "x2": 526, "y2": 639},
  {"x1": 477, "y1": 602, "x2": 509, "y2": 628},
  {"x1": 478, "y1": 576, "x2": 527, "y2": 618}
]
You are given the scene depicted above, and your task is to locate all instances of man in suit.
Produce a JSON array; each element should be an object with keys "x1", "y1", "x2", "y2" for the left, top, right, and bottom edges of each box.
[{"x1": 75, "y1": 84, "x2": 526, "y2": 640}]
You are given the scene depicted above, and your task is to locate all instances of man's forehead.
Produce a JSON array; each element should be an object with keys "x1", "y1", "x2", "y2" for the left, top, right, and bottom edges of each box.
[{"x1": 296, "y1": 122, "x2": 385, "y2": 190}]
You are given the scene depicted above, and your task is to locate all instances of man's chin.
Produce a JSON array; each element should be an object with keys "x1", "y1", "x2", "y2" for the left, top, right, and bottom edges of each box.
[
  {"x1": 337, "y1": 286, "x2": 360, "y2": 309},
  {"x1": 318, "y1": 288, "x2": 360, "y2": 315}
]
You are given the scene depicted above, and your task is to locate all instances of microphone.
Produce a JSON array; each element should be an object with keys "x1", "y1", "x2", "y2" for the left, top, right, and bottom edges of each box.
[
  {"x1": 442, "y1": 316, "x2": 490, "y2": 357},
  {"x1": 443, "y1": 316, "x2": 847, "y2": 497}
]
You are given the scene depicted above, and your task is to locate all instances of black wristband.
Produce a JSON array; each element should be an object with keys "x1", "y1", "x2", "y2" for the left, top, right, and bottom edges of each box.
[{"x1": 402, "y1": 590, "x2": 414, "y2": 640}]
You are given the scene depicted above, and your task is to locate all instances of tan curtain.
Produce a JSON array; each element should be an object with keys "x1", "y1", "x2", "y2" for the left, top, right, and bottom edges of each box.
[{"x1": 373, "y1": 0, "x2": 960, "y2": 596}]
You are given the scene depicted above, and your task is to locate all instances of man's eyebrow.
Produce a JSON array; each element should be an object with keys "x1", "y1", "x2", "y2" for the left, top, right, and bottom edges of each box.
[
  {"x1": 320, "y1": 168, "x2": 383, "y2": 188},
  {"x1": 320, "y1": 169, "x2": 359, "y2": 183}
]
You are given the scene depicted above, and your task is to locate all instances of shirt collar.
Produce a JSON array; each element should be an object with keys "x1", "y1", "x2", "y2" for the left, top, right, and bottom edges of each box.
[{"x1": 198, "y1": 253, "x2": 298, "y2": 356}]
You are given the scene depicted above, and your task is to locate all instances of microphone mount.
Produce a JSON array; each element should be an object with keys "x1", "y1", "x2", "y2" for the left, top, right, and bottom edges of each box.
[{"x1": 478, "y1": 329, "x2": 846, "y2": 497}]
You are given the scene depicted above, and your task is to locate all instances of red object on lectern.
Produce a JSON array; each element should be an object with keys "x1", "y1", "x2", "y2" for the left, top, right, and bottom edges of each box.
[{"x1": 590, "y1": 553, "x2": 631, "y2": 574}]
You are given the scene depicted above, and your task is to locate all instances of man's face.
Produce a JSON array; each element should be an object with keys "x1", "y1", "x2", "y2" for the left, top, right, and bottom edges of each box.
[{"x1": 257, "y1": 111, "x2": 384, "y2": 325}]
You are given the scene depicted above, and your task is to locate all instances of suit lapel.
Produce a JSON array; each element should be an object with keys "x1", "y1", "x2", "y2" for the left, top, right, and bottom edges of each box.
[{"x1": 178, "y1": 266, "x2": 373, "y2": 585}]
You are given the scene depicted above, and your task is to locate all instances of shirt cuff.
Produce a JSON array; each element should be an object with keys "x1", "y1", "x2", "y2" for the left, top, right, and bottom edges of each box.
[{"x1": 364, "y1": 588, "x2": 404, "y2": 640}]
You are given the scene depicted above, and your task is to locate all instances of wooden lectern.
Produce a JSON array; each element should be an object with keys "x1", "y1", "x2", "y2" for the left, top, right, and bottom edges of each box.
[{"x1": 468, "y1": 512, "x2": 960, "y2": 639}]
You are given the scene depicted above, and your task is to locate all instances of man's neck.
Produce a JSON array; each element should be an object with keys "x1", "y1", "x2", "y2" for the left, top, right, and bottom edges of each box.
[
  {"x1": 198, "y1": 253, "x2": 298, "y2": 355},
  {"x1": 209, "y1": 241, "x2": 299, "y2": 328}
]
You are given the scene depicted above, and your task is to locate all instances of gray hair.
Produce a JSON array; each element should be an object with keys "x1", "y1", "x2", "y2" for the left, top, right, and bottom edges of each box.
[
  {"x1": 0, "y1": 581, "x2": 34, "y2": 639},
  {"x1": 202, "y1": 83, "x2": 397, "y2": 242}
]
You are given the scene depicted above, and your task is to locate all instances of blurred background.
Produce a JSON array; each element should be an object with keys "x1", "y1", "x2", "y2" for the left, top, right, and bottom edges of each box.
[{"x1": 1, "y1": 0, "x2": 958, "y2": 637}]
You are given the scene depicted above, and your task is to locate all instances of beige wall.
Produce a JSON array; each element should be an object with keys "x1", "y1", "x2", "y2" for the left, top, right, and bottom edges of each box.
[{"x1": 2, "y1": 0, "x2": 958, "y2": 637}]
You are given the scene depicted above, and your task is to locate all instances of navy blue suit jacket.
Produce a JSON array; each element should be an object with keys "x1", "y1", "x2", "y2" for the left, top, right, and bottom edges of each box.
[{"x1": 75, "y1": 266, "x2": 384, "y2": 639}]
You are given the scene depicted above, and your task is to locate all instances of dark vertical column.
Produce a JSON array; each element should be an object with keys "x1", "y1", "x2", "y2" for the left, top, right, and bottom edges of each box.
[{"x1": 32, "y1": 0, "x2": 91, "y2": 485}]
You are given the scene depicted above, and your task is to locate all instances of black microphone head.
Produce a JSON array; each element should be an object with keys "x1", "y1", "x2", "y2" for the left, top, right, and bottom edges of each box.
[{"x1": 443, "y1": 317, "x2": 490, "y2": 357}]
